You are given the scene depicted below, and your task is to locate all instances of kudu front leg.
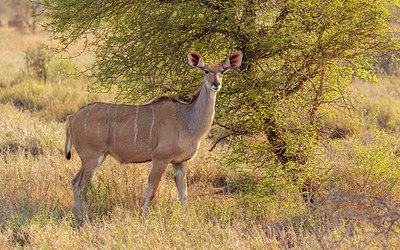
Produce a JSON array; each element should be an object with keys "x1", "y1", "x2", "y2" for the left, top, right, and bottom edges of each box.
[
  {"x1": 172, "y1": 162, "x2": 187, "y2": 207},
  {"x1": 143, "y1": 160, "x2": 168, "y2": 216}
]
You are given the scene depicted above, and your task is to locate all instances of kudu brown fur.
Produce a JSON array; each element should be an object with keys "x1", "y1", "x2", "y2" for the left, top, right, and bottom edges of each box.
[{"x1": 65, "y1": 51, "x2": 243, "y2": 217}]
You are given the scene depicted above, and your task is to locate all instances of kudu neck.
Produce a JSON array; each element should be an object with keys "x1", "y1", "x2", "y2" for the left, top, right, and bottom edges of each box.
[{"x1": 186, "y1": 79, "x2": 217, "y2": 137}]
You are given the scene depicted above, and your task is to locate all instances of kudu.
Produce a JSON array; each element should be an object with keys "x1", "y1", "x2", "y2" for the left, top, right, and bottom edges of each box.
[{"x1": 65, "y1": 50, "x2": 243, "y2": 217}]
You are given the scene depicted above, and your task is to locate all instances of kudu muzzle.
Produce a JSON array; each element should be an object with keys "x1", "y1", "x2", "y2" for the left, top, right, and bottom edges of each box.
[{"x1": 211, "y1": 80, "x2": 221, "y2": 91}]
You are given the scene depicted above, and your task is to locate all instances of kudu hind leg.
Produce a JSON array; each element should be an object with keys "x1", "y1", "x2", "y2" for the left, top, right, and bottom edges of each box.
[
  {"x1": 72, "y1": 169, "x2": 83, "y2": 215},
  {"x1": 143, "y1": 160, "x2": 169, "y2": 215},
  {"x1": 172, "y1": 162, "x2": 187, "y2": 207},
  {"x1": 72, "y1": 155, "x2": 105, "y2": 218}
]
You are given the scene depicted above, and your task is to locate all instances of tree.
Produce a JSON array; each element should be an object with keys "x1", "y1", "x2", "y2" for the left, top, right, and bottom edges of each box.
[
  {"x1": 39, "y1": 0, "x2": 400, "y2": 196},
  {"x1": 6, "y1": 0, "x2": 41, "y2": 31}
]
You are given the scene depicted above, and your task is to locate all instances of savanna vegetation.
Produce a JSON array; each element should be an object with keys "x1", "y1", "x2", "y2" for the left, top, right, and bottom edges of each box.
[{"x1": 0, "y1": 0, "x2": 399, "y2": 248}]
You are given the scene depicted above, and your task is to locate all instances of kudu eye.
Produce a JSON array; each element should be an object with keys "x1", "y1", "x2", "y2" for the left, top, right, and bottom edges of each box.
[{"x1": 203, "y1": 70, "x2": 209, "y2": 74}]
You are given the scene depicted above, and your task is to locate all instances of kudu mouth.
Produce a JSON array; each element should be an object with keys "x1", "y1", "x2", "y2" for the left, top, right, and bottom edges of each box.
[{"x1": 211, "y1": 81, "x2": 221, "y2": 91}]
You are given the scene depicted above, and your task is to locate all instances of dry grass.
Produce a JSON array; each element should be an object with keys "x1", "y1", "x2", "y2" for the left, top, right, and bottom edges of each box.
[{"x1": 0, "y1": 79, "x2": 103, "y2": 121}]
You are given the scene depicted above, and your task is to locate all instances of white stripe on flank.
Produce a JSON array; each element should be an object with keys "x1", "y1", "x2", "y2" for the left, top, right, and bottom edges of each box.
[
  {"x1": 118, "y1": 108, "x2": 129, "y2": 136},
  {"x1": 106, "y1": 105, "x2": 111, "y2": 136},
  {"x1": 134, "y1": 105, "x2": 139, "y2": 144},
  {"x1": 83, "y1": 108, "x2": 89, "y2": 136},
  {"x1": 113, "y1": 105, "x2": 118, "y2": 145},
  {"x1": 84, "y1": 103, "x2": 97, "y2": 136},
  {"x1": 150, "y1": 104, "x2": 155, "y2": 139}
]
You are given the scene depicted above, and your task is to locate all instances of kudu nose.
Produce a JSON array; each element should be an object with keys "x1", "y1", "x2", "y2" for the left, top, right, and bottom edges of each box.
[{"x1": 212, "y1": 81, "x2": 220, "y2": 88}]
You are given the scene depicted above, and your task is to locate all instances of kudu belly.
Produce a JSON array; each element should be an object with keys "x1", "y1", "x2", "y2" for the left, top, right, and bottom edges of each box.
[{"x1": 108, "y1": 126, "x2": 154, "y2": 164}]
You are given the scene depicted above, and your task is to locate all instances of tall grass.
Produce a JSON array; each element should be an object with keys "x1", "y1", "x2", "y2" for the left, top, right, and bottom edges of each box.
[{"x1": 0, "y1": 79, "x2": 102, "y2": 121}]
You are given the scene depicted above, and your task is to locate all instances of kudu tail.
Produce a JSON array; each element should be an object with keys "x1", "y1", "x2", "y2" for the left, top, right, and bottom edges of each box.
[{"x1": 65, "y1": 117, "x2": 72, "y2": 160}]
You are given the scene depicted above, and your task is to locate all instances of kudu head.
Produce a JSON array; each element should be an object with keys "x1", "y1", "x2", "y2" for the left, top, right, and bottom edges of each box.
[{"x1": 188, "y1": 50, "x2": 243, "y2": 92}]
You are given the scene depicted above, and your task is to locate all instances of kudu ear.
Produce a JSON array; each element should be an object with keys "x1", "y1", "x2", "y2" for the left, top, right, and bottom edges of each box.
[
  {"x1": 188, "y1": 50, "x2": 205, "y2": 70},
  {"x1": 223, "y1": 51, "x2": 243, "y2": 70}
]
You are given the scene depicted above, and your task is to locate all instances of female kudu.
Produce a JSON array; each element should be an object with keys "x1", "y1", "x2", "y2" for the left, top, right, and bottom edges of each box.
[{"x1": 65, "y1": 50, "x2": 242, "y2": 217}]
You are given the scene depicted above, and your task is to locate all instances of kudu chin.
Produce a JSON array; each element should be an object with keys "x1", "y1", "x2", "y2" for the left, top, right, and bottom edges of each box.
[{"x1": 65, "y1": 50, "x2": 242, "y2": 218}]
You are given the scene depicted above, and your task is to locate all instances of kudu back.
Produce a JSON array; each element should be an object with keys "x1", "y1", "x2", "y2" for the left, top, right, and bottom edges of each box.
[{"x1": 65, "y1": 50, "x2": 243, "y2": 217}]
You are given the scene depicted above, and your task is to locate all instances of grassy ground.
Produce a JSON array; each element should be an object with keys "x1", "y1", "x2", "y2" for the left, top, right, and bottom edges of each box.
[{"x1": 0, "y1": 23, "x2": 400, "y2": 248}]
